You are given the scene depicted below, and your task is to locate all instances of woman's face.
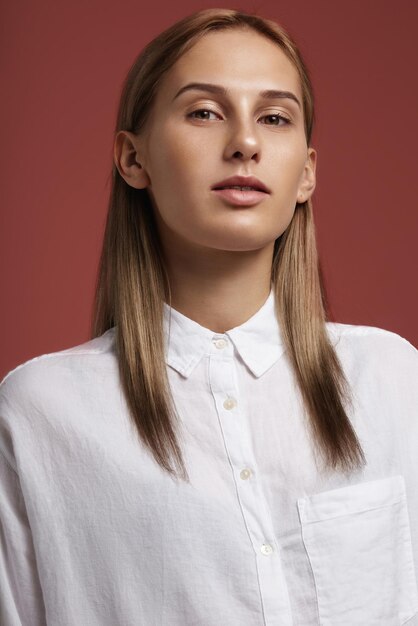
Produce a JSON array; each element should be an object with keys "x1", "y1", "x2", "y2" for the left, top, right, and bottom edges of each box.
[{"x1": 120, "y1": 27, "x2": 316, "y2": 254}]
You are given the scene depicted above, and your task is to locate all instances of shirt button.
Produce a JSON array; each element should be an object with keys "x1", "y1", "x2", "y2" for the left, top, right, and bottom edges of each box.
[
  {"x1": 223, "y1": 397, "x2": 237, "y2": 410},
  {"x1": 240, "y1": 468, "x2": 252, "y2": 480},
  {"x1": 213, "y1": 338, "x2": 228, "y2": 349},
  {"x1": 260, "y1": 543, "x2": 274, "y2": 556}
]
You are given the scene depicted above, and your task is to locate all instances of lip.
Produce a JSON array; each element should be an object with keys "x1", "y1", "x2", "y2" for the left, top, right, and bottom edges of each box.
[
  {"x1": 211, "y1": 175, "x2": 271, "y2": 194},
  {"x1": 212, "y1": 188, "x2": 268, "y2": 207}
]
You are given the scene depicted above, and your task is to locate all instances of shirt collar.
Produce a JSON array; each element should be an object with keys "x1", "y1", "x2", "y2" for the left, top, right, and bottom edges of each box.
[{"x1": 163, "y1": 288, "x2": 285, "y2": 379}]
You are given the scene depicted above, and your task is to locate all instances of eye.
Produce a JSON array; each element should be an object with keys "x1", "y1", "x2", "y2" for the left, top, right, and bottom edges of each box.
[
  {"x1": 187, "y1": 109, "x2": 221, "y2": 121},
  {"x1": 186, "y1": 109, "x2": 292, "y2": 125},
  {"x1": 259, "y1": 113, "x2": 291, "y2": 126}
]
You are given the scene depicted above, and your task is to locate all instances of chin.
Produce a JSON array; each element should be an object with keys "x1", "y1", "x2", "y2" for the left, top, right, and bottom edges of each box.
[{"x1": 207, "y1": 235, "x2": 276, "y2": 252}]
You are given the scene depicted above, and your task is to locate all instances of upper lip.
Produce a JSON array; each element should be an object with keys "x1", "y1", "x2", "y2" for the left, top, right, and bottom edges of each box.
[{"x1": 211, "y1": 175, "x2": 271, "y2": 193}]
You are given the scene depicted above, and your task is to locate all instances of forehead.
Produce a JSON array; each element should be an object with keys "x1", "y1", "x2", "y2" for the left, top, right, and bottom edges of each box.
[{"x1": 159, "y1": 28, "x2": 302, "y2": 101}]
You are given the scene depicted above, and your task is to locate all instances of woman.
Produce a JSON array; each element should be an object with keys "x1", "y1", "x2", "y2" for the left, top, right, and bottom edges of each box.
[{"x1": 1, "y1": 8, "x2": 418, "y2": 625}]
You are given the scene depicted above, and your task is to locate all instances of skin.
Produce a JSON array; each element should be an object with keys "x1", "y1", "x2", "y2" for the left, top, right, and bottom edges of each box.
[{"x1": 114, "y1": 27, "x2": 316, "y2": 333}]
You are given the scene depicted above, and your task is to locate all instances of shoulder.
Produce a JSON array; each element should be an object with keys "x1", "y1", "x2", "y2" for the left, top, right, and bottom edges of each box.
[
  {"x1": 326, "y1": 320, "x2": 416, "y2": 351},
  {"x1": 325, "y1": 320, "x2": 418, "y2": 379},
  {"x1": 0, "y1": 328, "x2": 117, "y2": 408},
  {"x1": 0, "y1": 329, "x2": 118, "y2": 472}
]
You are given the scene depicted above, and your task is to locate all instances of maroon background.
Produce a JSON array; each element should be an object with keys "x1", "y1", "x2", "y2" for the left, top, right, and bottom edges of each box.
[{"x1": 1, "y1": 0, "x2": 417, "y2": 378}]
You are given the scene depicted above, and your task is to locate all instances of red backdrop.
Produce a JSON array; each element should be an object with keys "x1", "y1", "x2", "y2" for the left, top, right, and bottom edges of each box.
[{"x1": 1, "y1": 0, "x2": 417, "y2": 378}]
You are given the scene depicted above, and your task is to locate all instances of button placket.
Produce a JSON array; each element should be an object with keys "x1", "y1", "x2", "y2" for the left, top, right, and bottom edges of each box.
[
  {"x1": 208, "y1": 345, "x2": 272, "y2": 540},
  {"x1": 207, "y1": 336, "x2": 293, "y2": 623}
]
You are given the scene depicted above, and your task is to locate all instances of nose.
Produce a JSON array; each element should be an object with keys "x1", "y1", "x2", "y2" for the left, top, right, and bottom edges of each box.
[{"x1": 223, "y1": 118, "x2": 261, "y2": 163}]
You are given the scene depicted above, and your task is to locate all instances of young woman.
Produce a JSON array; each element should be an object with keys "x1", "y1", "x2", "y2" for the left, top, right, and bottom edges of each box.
[{"x1": 1, "y1": 8, "x2": 418, "y2": 626}]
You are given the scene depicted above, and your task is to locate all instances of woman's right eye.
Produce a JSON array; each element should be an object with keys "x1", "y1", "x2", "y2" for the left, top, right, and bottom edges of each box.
[{"x1": 187, "y1": 109, "x2": 220, "y2": 121}]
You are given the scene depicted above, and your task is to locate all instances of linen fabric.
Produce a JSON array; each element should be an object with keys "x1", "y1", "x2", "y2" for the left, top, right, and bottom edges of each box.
[{"x1": 1, "y1": 288, "x2": 418, "y2": 625}]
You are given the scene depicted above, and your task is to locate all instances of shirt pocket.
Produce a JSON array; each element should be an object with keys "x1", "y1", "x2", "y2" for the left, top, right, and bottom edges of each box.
[{"x1": 297, "y1": 475, "x2": 418, "y2": 625}]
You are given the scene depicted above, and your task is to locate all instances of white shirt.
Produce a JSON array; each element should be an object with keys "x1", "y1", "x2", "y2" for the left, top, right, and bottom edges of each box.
[{"x1": 1, "y1": 288, "x2": 418, "y2": 625}]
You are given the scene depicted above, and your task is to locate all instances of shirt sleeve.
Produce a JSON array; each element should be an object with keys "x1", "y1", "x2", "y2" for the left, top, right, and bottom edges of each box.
[{"x1": 0, "y1": 442, "x2": 47, "y2": 625}]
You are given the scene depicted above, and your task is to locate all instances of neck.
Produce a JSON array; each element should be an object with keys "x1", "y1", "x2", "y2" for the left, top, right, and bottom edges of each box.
[{"x1": 162, "y1": 240, "x2": 274, "y2": 334}]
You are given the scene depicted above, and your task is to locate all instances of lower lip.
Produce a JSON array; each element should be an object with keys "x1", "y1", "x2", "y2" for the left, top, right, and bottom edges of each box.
[{"x1": 212, "y1": 188, "x2": 269, "y2": 206}]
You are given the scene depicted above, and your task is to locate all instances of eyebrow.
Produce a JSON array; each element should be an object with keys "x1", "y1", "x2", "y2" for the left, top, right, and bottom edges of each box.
[{"x1": 172, "y1": 82, "x2": 301, "y2": 109}]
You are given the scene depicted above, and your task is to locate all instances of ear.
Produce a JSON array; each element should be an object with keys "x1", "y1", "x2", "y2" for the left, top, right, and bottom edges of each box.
[
  {"x1": 113, "y1": 130, "x2": 151, "y2": 189},
  {"x1": 296, "y1": 147, "x2": 317, "y2": 204}
]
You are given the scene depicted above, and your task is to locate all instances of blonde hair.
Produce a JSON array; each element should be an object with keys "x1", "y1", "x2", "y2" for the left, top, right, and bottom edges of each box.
[{"x1": 91, "y1": 8, "x2": 366, "y2": 482}]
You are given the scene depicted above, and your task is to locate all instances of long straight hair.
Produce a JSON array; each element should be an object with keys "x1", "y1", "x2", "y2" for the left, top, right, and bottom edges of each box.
[{"x1": 91, "y1": 8, "x2": 366, "y2": 482}]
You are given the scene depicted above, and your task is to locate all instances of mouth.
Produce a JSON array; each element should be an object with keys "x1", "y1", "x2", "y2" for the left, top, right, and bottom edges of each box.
[
  {"x1": 212, "y1": 176, "x2": 271, "y2": 206},
  {"x1": 211, "y1": 175, "x2": 270, "y2": 207},
  {"x1": 211, "y1": 175, "x2": 271, "y2": 194},
  {"x1": 211, "y1": 187, "x2": 269, "y2": 207}
]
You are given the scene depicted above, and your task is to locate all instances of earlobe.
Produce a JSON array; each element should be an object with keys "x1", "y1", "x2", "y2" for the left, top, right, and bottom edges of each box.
[{"x1": 113, "y1": 130, "x2": 151, "y2": 189}]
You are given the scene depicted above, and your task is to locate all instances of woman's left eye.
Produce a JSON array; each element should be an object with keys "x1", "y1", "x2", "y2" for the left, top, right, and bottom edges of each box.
[{"x1": 260, "y1": 113, "x2": 291, "y2": 126}]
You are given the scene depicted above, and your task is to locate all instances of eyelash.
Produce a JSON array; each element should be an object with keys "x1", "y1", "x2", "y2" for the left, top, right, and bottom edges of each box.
[{"x1": 187, "y1": 108, "x2": 292, "y2": 126}]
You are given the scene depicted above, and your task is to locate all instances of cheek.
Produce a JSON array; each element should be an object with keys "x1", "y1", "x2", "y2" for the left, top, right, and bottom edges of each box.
[
  {"x1": 150, "y1": 134, "x2": 201, "y2": 195},
  {"x1": 153, "y1": 119, "x2": 199, "y2": 165},
  {"x1": 271, "y1": 144, "x2": 307, "y2": 190},
  {"x1": 146, "y1": 132, "x2": 204, "y2": 217},
  {"x1": 272, "y1": 138, "x2": 306, "y2": 169}
]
